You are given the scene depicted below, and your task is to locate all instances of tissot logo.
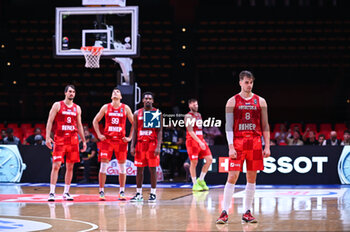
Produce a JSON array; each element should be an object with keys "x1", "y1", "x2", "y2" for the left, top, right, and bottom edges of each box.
[{"x1": 218, "y1": 156, "x2": 328, "y2": 174}]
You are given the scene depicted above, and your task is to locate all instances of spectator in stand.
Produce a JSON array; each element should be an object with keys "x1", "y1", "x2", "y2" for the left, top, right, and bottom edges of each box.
[
  {"x1": 341, "y1": 130, "x2": 350, "y2": 145},
  {"x1": 81, "y1": 125, "x2": 97, "y2": 143},
  {"x1": 322, "y1": 131, "x2": 341, "y2": 146},
  {"x1": 302, "y1": 128, "x2": 319, "y2": 145},
  {"x1": 318, "y1": 134, "x2": 326, "y2": 146},
  {"x1": 3, "y1": 128, "x2": 21, "y2": 145},
  {"x1": 34, "y1": 135, "x2": 45, "y2": 145},
  {"x1": 274, "y1": 124, "x2": 288, "y2": 145},
  {"x1": 286, "y1": 131, "x2": 304, "y2": 145},
  {"x1": 0, "y1": 129, "x2": 6, "y2": 144},
  {"x1": 79, "y1": 132, "x2": 97, "y2": 183},
  {"x1": 203, "y1": 126, "x2": 223, "y2": 146},
  {"x1": 287, "y1": 125, "x2": 300, "y2": 139},
  {"x1": 23, "y1": 128, "x2": 45, "y2": 145}
]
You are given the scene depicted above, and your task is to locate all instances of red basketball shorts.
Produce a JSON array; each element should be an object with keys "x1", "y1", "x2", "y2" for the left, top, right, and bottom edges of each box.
[
  {"x1": 229, "y1": 136, "x2": 263, "y2": 172},
  {"x1": 52, "y1": 134, "x2": 80, "y2": 163},
  {"x1": 186, "y1": 138, "x2": 212, "y2": 161},
  {"x1": 99, "y1": 139, "x2": 128, "y2": 162},
  {"x1": 134, "y1": 140, "x2": 159, "y2": 167}
]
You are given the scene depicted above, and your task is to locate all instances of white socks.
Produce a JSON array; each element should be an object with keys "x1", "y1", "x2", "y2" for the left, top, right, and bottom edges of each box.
[
  {"x1": 50, "y1": 184, "x2": 56, "y2": 194},
  {"x1": 99, "y1": 187, "x2": 104, "y2": 192},
  {"x1": 198, "y1": 172, "x2": 207, "y2": 181},
  {"x1": 222, "y1": 182, "x2": 235, "y2": 212},
  {"x1": 244, "y1": 183, "x2": 256, "y2": 212},
  {"x1": 151, "y1": 188, "x2": 156, "y2": 195},
  {"x1": 137, "y1": 188, "x2": 142, "y2": 194},
  {"x1": 64, "y1": 184, "x2": 70, "y2": 193},
  {"x1": 120, "y1": 187, "x2": 125, "y2": 193},
  {"x1": 191, "y1": 177, "x2": 197, "y2": 185}
]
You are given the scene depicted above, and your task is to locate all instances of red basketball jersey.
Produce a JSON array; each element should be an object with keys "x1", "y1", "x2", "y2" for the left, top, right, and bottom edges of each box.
[
  {"x1": 186, "y1": 111, "x2": 204, "y2": 140},
  {"x1": 137, "y1": 108, "x2": 158, "y2": 142},
  {"x1": 53, "y1": 101, "x2": 78, "y2": 138},
  {"x1": 233, "y1": 94, "x2": 262, "y2": 138},
  {"x1": 104, "y1": 103, "x2": 126, "y2": 140}
]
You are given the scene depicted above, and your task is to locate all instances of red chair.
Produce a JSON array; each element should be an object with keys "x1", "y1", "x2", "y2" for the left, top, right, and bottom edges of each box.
[
  {"x1": 335, "y1": 123, "x2": 347, "y2": 132},
  {"x1": 7, "y1": 123, "x2": 19, "y2": 129},
  {"x1": 34, "y1": 123, "x2": 46, "y2": 130},
  {"x1": 319, "y1": 130, "x2": 331, "y2": 140},
  {"x1": 320, "y1": 123, "x2": 332, "y2": 132},
  {"x1": 273, "y1": 123, "x2": 285, "y2": 132},
  {"x1": 289, "y1": 123, "x2": 303, "y2": 133},
  {"x1": 21, "y1": 123, "x2": 33, "y2": 134},
  {"x1": 305, "y1": 123, "x2": 317, "y2": 132}
]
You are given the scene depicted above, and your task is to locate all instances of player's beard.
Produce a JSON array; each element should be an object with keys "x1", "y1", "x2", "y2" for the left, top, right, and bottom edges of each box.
[
  {"x1": 68, "y1": 97, "x2": 74, "y2": 101},
  {"x1": 190, "y1": 106, "x2": 198, "y2": 112}
]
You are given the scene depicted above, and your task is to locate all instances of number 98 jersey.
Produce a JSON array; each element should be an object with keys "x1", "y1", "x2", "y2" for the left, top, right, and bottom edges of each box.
[{"x1": 233, "y1": 94, "x2": 262, "y2": 138}]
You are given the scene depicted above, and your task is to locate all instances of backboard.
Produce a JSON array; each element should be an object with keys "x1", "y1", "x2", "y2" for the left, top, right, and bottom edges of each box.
[{"x1": 55, "y1": 6, "x2": 139, "y2": 58}]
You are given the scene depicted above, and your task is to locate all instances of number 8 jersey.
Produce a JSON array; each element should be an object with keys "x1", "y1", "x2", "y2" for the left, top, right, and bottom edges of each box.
[
  {"x1": 104, "y1": 103, "x2": 126, "y2": 140},
  {"x1": 233, "y1": 94, "x2": 262, "y2": 138}
]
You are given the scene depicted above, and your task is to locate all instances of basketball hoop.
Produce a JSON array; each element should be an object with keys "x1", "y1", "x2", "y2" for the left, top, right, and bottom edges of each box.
[{"x1": 81, "y1": 46, "x2": 104, "y2": 68}]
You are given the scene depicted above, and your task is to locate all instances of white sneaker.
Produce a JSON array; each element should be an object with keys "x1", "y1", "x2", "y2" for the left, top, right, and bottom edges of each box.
[
  {"x1": 48, "y1": 193, "x2": 55, "y2": 202},
  {"x1": 63, "y1": 192, "x2": 74, "y2": 201},
  {"x1": 130, "y1": 193, "x2": 143, "y2": 202}
]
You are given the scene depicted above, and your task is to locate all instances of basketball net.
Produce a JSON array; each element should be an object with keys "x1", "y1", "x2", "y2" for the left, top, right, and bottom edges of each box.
[{"x1": 81, "y1": 46, "x2": 104, "y2": 68}]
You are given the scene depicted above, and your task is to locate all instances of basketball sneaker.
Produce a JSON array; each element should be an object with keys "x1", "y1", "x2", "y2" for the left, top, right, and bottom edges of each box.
[
  {"x1": 148, "y1": 193, "x2": 156, "y2": 203},
  {"x1": 197, "y1": 179, "x2": 209, "y2": 191},
  {"x1": 48, "y1": 193, "x2": 55, "y2": 202},
  {"x1": 216, "y1": 210, "x2": 228, "y2": 224},
  {"x1": 63, "y1": 192, "x2": 74, "y2": 201},
  {"x1": 130, "y1": 193, "x2": 143, "y2": 202},
  {"x1": 242, "y1": 210, "x2": 257, "y2": 223},
  {"x1": 192, "y1": 182, "x2": 203, "y2": 191},
  {"x1": 99, "y1": 191, "x2": 106, "y2": 201},
  {"x1": 118, "y1": 191, "x2": 126, "y2": 201}
]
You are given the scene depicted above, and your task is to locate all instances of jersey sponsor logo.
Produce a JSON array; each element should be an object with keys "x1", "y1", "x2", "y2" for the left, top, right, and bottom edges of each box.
[
  {"x1": 61, "y1": 125, "x2": 75, "y2": 131},
  {"x1": 239, "y1": 123, "x2": 256, "y2": 131},
  {"x1": 191, "y1": 155, "x2": 198, "y2": 159},
  {"x1": 100, "y1": 152, "x2": 108, "y2": 157},
  {"x1": 140, "y1": 130, "x2": 152, "y2": 136},
  {"x1": 230, "y1": 162, "x2": 240, "y2": 167},
  {"x1": 195, "y1": 131, "x2": 203, "y2": 135},
  {"x1": 108, "y1": 112, "x2": 124, "y2": 117},
  {"x1": 62, "y1": 111, "x2": 77, "y2": 116},
  {"x1": 108, "y1": 126, "x2": 122, "y2": 132},
  {"x1": 238, "y1": 105, "x2": 257, "y2": 110}
]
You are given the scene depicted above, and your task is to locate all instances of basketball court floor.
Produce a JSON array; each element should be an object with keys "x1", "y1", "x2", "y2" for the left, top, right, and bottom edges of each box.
[{"x1": 0, "y1": 183, "x2": 349, "y2": 231}]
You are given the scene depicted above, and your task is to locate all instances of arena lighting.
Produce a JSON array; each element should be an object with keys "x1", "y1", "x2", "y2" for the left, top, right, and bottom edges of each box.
[
  {"x1": 1, "y1": 44, "x2": 4, "y2": 48},
  {"x1": 182, "y1": 45, "x2": 186, "y2": 50},
  {"x1": 181, "y1": 62, "x2": 185, "y2": 67},
  {"x1": 347, "y1": 99, "x2": 350, "y2": 104},
  {"x1": 13, "y1": 81, "x2": 17, "y2": 85},
  {"x1": 180, "y1": 80, "x2": 185, "y2": 85},
  {"x1": 181, "y1": 100, "x2": 185, "y2": 104},
  {"x1": 182, "y1": 27, "x2": 186, "y2": 32},
  {"x1": 6, "y1": 62, "x2": 11, "y2": 66}
]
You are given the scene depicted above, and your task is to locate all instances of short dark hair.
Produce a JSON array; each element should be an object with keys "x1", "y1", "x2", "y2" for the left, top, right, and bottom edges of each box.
[
  {"x1": 239, "y1": 70, "x2": 255, "y2": 81},
  {"x1": 6, "y1": 128, "x2": 13, "y2": 134},
  {"x1": 113, "y1": 87, "x2": 121, "y2": 92},
  {"x1": 142, "y1": 92, "x2": 154, "y2": 99},
  {"x1": 64, "y1": 85, "x2": 75, "y2": 93},
  {"x1": 318, "y1": 134, "x2": 325, "y2": 139},
  {"x1": 188, "y1": 98, "x2": 197, "y2": 104}
]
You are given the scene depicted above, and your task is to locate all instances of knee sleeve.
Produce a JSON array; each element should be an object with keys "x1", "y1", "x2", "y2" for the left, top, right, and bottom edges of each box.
[
  {"x1": 118, "y1": 163, "x2": 126, "y2": 174},
  {"x1": 100, "y1": 162, "x2": 108, "y2": 174}
]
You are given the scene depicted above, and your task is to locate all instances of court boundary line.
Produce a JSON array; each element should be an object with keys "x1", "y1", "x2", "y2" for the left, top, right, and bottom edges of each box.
[{"x1": 0, "y1": 215, "x2": 98, "y2": 232}]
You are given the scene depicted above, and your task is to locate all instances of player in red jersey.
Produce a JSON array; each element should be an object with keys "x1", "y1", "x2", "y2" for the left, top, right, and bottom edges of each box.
[
  {"x1": 92, "y1": 88, "x2": 134, "y2": 200},
  {"x1": 130, "y1": 92, "x2": 162, "y2": 202},
  {"x1": 185, "y1": 99, "x2": 213, "y2": 191},
  {"x1": 216, "y1": 71, "x2": 271, "y2": 224},
  {"x1": 45, "y1": 85, "x2": 87, "y2": 201}
]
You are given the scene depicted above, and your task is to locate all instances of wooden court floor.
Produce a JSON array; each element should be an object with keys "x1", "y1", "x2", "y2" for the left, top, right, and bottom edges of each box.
[{"x1": 0, "y1": 184, "x2": 349, "y2": 231}]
